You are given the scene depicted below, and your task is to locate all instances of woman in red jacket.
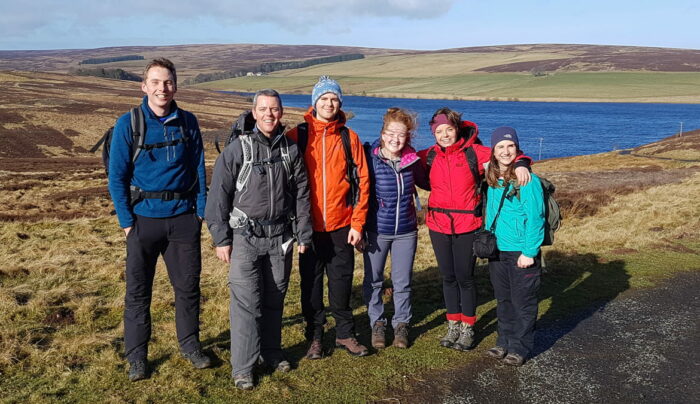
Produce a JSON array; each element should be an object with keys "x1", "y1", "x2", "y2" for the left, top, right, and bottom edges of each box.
[{"x1": 417, "y1": 108, "x2": 530, "y2": 351}]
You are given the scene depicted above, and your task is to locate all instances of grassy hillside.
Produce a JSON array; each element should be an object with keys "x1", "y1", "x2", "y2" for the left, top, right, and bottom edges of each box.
[
  {"x1": 1, "y1": 73, "x2": 699, "y2": 402},
  {"x1": 197, "y1": 69, "x2": 700, "y2": 103},
  {"x1": 3, "y1": 43, "x2": 700, "y2": 102}
]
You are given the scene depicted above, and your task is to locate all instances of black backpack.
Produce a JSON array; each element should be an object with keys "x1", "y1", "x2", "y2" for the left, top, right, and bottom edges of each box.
[
  {"x1": 90, "y1": 106, "x2": 145, "y2": 176},
  {"x1": 512, "y1": 177, "x2": 562, "y2": 246}
]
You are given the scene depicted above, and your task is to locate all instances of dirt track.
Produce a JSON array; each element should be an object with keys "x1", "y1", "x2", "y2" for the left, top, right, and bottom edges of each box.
[{"x1": 386, "y1": 270, "x2": 700, "y2": 403}]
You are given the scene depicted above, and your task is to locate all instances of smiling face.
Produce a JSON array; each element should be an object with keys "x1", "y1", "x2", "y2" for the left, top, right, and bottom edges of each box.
[
  {"x1": 141, "y1": 66, "x2": 176, "y2": 116},
  {"x1": 434, "y1": 123, "x2": 458, "y2": 148},
  {"x1": 493, "y1": 140, "x2": 517, "y2": 170},
  {"x1": 252, "y1": 95, "x2": 283, "y2": 137},
  {"x1": 381, "y1": 121, "x2": 409, "y2": 158},
  {"x1": 314, "y1": 92, "x2": 341, "y2": 123}
]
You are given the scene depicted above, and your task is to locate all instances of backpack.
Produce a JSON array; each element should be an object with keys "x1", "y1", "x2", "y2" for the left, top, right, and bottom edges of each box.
[
  {"x1": 91, "y1": 106, "x2": 194, "y2": 204},
  {"x1": 216, "y1": 110, "x2": 294, "y2": 192},
  {"x1": 296, "y1": 122, "x2": 360, "y2": 207},
  {"x1": 91, "y1": 106, "x2": 189, "y2": 176},
  {"x1": 90, "y1": 106, "x2": 145, "y2": 176},
  {"x1": 513, "y1": 176, "x2": 562, "y2": 246},
  {"x1": 538, "y1": 177, "x2": 561, "y2": 246}
]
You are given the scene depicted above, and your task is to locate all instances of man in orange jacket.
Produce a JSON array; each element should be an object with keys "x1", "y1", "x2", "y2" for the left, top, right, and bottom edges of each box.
[{"x1": 286, "y1": 76, "x2": 371, "y2": 358}]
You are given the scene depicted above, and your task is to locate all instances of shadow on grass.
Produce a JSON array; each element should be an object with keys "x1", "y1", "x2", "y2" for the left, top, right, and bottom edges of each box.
[
  {"x1": 201, "y1": 250, "x2": 629, "y2": 369},
  {"x1": 473, "y1": 250, "x2": 630, "y2": 358}
]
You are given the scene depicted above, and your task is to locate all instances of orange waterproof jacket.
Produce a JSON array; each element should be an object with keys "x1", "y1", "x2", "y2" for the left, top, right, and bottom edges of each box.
[{"x1": 286, "y1": 107, "x2": 370, "y2": 233}]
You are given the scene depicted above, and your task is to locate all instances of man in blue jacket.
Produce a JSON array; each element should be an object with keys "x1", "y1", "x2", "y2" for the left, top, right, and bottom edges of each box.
[{"x1": 108, "y1": 58, "x2": 210, "y2": 381}]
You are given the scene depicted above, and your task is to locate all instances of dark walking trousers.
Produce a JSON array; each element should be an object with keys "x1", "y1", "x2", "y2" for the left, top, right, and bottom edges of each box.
[
  {"x1": 124, "y1": 213, "x2": 202, "y2": 362},
  {"x1": 429, "y1": 230, "x2": 478, "y2": 317},
  {"x1": 300, "y1": 225, "x2": 356, "y2": 340},
  {"x1": 489, "y1": 250, "x2": 541, "y2": 358}
]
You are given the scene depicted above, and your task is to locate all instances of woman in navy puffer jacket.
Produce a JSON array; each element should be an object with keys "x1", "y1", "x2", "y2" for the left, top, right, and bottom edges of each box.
[{"x1": 363, "y1": 108, "x2": 427, "y2": 350}]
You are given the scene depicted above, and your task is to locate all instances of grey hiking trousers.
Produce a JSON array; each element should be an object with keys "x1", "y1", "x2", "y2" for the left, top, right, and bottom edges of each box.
[{"x1": 228, "y1": 232, "x2": 293, "y2": 377}]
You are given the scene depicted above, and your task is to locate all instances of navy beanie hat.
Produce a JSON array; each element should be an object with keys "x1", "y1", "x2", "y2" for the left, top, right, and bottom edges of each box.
[
  {"x1": 311, "y1": 76, "x2": 343, "y2": 108},
  {"x1": 491, "y1": 126, "x2": 519, "y2": 148}
]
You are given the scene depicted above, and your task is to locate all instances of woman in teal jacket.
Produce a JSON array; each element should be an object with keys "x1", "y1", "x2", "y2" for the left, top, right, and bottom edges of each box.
[{"x1": 484, "y1": 126, "x2": 545, "y2": 366}]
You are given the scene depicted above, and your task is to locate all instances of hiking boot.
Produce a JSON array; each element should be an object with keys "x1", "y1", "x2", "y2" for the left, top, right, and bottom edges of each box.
[
  {"x1": 454, "y1": 322, "x2": 475, "y2": 351},
  {"x1": 234, "y1": 373, "x2": 254, "y2": 390},
  {"x1": 439, "y1": 320, "x2": 461, "y2": 348},
  {"x1": 182, "y1": 349, "x2": 212, "y2": 369},
  {"x1": 335, "y1": 337, "x2": 369, "y2": 357},
  {"x1": 486, "y1": 346, "x2": 507, "y2": 359},
  {"x1": 392, "y1": 322, "x2": 409, "y2": 349},
  {"x1": 502, "y1": 353, "x2": 525, "y2": 366},
  {"x1": 305, "y1": 339, "x2": 323, "y2": 360},
  {"x1": 272, "y1": 359, "x2": 291, "y2": 373},
  {"x1": 371, "y1": 321, "x2": 387, "y2": 349},
  {"x1": 128, "y1": 359, "x2": 147, "y2": 382}
]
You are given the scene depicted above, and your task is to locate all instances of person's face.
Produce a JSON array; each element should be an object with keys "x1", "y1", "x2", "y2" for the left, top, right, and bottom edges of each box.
[
  {"x1": 381, "y1": 121, "x2": 409, "y2": 156},
  {"x1": 434, "y1": 123, "x2": 458, "y2": 148},
  {"x1": 252, "y1": 95, "x2": 283, "y2": 137},
  {"x1": 493, "y1": 140, "x2": 517, "y2": 167},
  {"x1": 315, "y1": 93, "x2": 341, "y2": 122},
  {"x1": 141, "y1": 66, "x2": 176, "y2": 114}
]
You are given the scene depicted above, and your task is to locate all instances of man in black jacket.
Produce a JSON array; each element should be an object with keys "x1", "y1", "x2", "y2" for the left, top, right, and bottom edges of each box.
[{"x1": 205, "y1": 89, "x2": 312, "y2": 390}]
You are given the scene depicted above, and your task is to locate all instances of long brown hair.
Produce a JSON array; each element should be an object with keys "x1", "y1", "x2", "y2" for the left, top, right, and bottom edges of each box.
[{"x1": 486, "y1": 148, "x2": 520, "y2": 187}]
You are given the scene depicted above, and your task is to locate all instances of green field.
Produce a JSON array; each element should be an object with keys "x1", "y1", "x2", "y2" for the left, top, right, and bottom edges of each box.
[{"x1": 195, "y1": 66, "x2": 700, "y2": 103}]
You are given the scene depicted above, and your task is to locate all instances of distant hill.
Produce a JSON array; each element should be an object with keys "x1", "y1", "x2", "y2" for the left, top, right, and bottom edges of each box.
[{"x1": 2, "y1": 43, "x2": 699, "y2": 83}]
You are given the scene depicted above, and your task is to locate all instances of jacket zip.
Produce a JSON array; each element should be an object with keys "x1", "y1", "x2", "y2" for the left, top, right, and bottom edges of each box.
[
  {"x1": 394, "y1": 169, "x2": 402, "y2": 235},
  {"x1": 321, "y1": 127, "x2": 328, "y2": 230}
]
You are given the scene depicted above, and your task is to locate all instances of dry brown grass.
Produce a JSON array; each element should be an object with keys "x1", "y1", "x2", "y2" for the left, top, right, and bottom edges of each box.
[{"x1": 1, "y1": 73, "x2": 699, "y2": 402}]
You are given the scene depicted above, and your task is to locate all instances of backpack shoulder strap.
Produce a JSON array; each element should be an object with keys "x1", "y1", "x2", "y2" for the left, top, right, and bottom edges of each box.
[
  {"x1": 296, "y1": 122, "x2": 309, "y2": 155},
  {"x1": 235, "y1": 134, "x2": 255, "y2": 192},
  {"x1": 340, "y1": 126, "x2": 359, "y2": 207},
  {"x1": 130, "y1": 106, "x2": 146, "y2": 163},
  {"x1": 280, "y1": 135, "x2": 293, "y2": 183},
  {"x1": 464, "y1": 146, "x2": 482, "y2": 195}
]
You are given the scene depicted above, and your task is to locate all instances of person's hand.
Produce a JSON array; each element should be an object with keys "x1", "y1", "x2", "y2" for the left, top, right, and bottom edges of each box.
[
  {"x1": 124, "y1": 227, "x2": 132, "y2": 236},
  {"x1": 515, "y1": 166, "x2": 531, "y2": 186},
  {"x1": 517, "y1": 254, "x2": 535, "y2": 268},
  {"x1": 298, "y1": 245, "x2": 309, "y2": 254},
  {"x1": 347, "y1": 228, "x2": 362, "y2": 247},
  {"x1": 216, "y1": 246, "x2": 232, "y2": 263}
]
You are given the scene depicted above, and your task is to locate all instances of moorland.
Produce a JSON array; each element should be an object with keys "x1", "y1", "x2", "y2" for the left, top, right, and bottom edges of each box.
[{"x1": 1, "y1": 43, "x2": 699, "y2": 402}]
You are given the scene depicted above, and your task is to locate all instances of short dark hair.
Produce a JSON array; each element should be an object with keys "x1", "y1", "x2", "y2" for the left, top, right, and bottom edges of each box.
[
  {"x1": 143, "y1": 58, "x2": 177, "y2": 85},
  {"x1": 253, "y1": 89, "x2": 283, "y2": 108}
]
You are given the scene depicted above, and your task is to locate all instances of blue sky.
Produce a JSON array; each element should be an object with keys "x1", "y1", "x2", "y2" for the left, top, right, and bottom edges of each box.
[{"x1": 1, "y1": 0, "x2": 698, "y2": 51}]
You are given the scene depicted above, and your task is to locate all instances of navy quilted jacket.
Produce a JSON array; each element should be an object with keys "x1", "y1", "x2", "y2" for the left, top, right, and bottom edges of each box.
[{"x1": 365, "y1": 139, "x2": 423, "y2": 235}]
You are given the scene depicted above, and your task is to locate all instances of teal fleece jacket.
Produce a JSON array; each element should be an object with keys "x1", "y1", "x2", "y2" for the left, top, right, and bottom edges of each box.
[{"x1": 485, "y1": 174, "x2": 545, "y2": 258}]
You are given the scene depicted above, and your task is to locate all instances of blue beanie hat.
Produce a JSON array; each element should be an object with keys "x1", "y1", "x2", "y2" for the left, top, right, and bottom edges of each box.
[
  {"x1": 311, "y1": 76, "x2": 343, "y2": 108},
  {"x1": 491, "y1": 126, "x2": 519, "y2": 148}
]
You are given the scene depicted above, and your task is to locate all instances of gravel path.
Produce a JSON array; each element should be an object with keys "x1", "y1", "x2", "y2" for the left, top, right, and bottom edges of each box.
[{"x1": 388, "y1": 270, "x2": 700, "y2": 404}]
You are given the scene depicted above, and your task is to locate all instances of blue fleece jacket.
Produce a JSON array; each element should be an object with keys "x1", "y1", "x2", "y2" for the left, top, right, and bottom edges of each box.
[
  {"x1": 485, "y1": 174, "x2": 545, "y2": 258},
  {"x1": 107, "y1": 97, "x2": 207, "y2": 228}
]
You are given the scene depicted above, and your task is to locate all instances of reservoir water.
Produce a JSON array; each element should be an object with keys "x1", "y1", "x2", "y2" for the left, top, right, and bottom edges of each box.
[{"x1": 226, "y1": 92, "x2": 700, "y2": 160}]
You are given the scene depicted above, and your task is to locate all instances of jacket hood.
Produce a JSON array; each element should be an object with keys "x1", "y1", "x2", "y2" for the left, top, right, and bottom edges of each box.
[
  {"x1": 459, "y1": 120, "x2": 480, "y2": 147},
  {"x1": 233, "y1": 110, "x2": 257, "y2": 132},
  {"x1": 303, "y1": 106, "x2": 348, "y2": 132},
  {"x1": 370, "y1": 138, "x2": 419, "y2": 170}
]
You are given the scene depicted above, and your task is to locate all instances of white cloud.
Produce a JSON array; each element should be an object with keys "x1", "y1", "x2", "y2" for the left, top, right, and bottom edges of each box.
[{"x1": 0, "y1": 0, "x2": 456, "y2": 38}]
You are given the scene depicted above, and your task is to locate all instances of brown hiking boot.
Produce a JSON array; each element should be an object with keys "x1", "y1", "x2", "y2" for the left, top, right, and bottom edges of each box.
[
  {"x1": 503, "y1": 352, "x2": 525, "y2": 366},
  {"x1": 305, "y1": 339, "x2": 323, "y2": 360},
  {"x1": 371, "y1": 321, "x2": 386, "y2": 349},
  {"x1": 335, "y1": 337, "x2": 369, "y2": 357},
  {"x1": 392, "y1": 322, "x2": 409, "y2": 349},
  {"x1": 440, "y1": 320, "x2": 461, "y2": 348}
]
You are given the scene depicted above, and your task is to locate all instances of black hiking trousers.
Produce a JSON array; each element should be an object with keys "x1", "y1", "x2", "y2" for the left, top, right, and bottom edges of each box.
[
  {"x1": 488, "y1": 250, "x2": 541, "y2": 358},
  {"x1": 124, "y1": 212, "x2": 202, "y2": 362},
  {"x1": 300, "y1": 225, "x2": 356, "y2": 341}
]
